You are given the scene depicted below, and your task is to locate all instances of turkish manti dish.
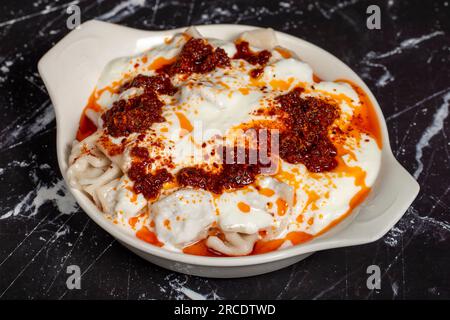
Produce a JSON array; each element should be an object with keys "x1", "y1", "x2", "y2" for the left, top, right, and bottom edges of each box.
[{"x1": 68, "y1": 27, "x2": 382, "y2": 257}]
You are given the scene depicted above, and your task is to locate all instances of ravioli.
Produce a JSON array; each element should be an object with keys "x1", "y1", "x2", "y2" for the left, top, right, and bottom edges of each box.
[{"x1": 68, "y1": 28, "x2": 382, "y2": 256}]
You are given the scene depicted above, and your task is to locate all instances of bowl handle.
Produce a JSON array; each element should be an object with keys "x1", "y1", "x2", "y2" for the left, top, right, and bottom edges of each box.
[
  {"x1": 334, "y1": 156, "x2": 419, "y2": 244},
  {"x1": 38, "y1": 20, "x2": 145, "y2": 114}
]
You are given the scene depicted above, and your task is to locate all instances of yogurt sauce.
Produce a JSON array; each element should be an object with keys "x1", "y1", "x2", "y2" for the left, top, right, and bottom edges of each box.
[{"x1": 69, "y1": 29, "x2": 382, "y2": 256}]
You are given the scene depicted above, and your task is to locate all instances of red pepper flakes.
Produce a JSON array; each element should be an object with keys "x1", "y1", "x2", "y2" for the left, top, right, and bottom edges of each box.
[
  {"x1": 233, "y1": 41, "x2": 272, "y2": 66},
  {"x1": 130, "y1": 146, "x2": 149, "y2": 159},
  {"x1": 275, "y1": 87, "x2": 339, "y2": 172},
  {"x1": 128, "y1": 161, "x2": 173, "y2": 200},
  {"x1": 249, "y1": 67, "x2": 264, "y2": 79},
  {"x1": 158, "y1": 38, "x2": 231, "y2": 76},
  {"x1": 176, "y1": 142, "x2": 275, "y2": 194},
  {"x1": 176, "y1": 162, "x2": 261, "y2": 194},
  {"x1": 121, "y1": 73, "x2": 177, "y2": 96},
  {"x1": 102, "y1": 71, "x2": 179, "y2": 138},
  {"x1": 101, "y1": 90, "x2": 165, "y2": 138}
]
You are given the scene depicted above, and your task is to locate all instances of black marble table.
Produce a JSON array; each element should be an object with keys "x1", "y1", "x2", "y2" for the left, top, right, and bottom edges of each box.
[{"x1": 0, "y1": 0, "x2": 449, "y2": 300}]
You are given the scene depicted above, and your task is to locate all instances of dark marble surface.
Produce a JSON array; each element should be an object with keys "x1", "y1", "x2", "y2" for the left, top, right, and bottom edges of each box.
[{"x1": 0, "y1": 0, "x2": 449, "y2": 300}]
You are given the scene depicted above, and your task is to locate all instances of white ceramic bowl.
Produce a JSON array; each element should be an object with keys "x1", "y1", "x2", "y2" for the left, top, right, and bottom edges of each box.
[{"x1": 38, "y1": 20, "x2": 419, "y2": 278}]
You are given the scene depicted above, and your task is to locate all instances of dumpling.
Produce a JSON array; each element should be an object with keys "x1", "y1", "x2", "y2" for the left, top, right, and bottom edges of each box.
[
  {"x1": 216, "y1": 177, "x2": 294, "y2": 236},
  {"x1": 239, "y1": 28, "x2": 278, "y2": 50},
  {"x1": 150, "y1": 189, "x2": 218, "y2": 248},
  {"x1": 67, "y1": 131, "x2": 121, "y2": 206},
  {"x1": 206, "y1": 232, "x2": 258, "y2": 256}
]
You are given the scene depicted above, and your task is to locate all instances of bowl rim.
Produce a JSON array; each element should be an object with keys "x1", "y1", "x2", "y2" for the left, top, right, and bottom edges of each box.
[{"x1": 38, "y1": 20, "x2": 419, "y2": 267}]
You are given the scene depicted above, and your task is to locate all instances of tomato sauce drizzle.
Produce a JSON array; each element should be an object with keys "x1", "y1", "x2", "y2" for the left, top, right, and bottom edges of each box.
[
  {"x1": 183, "y1": 239, "x2": 223, "y2": 257},
  {"x1": 136, "y1": 226, "x2": 163, "y2": 246},
  {"x1": 337, "y1": 79, "x2": 382, "y2": 148},
  {"x1": 253, "y1": 231, "x2": 313, "y2": 254},
  {"x1": 76, "y1": 113, "x2": 97, "y2": 141},
  {"x1": 76, "y1": 91, "x2": 102, "y2": 141}
]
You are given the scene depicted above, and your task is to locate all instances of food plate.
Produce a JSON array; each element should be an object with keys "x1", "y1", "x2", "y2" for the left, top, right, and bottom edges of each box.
[{"x1": 38, "y1": 20, "x2": 419, "y2": 278}]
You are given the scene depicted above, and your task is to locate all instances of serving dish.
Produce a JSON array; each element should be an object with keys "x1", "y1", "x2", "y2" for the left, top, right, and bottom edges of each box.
[{"x1": 38, "y1": 20, "x2": 419, "y2": 278}]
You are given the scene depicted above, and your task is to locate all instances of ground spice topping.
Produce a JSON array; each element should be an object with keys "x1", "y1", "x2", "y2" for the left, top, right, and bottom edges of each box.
[{"x1": 275, "y1": 87, "x2": 339, "y2": 172}]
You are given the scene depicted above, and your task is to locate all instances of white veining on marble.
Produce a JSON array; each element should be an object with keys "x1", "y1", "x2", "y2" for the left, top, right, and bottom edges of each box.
[
  {"x1": 0, "y1": 159, "x2": 29, "y2": 176},
  {"x1": 0, "y1": 160, "x2": 78, "y2": 220},
  {"x1": 315, "y1": 0, "x2": 360, "y2": 19},
  {"x1": 162, "y1": 274, "x2": 222, "y2": 300},
  {"x1": 193, "y1": 1, "x2": 304, "y2": 30},
  {"x1": 0, "y1": 0, "x2": 80, "y2": 28},
  {"x1": 384, "y1": 199, "x2": 450, "y2": 248},
  {"x1": 0, "y1": 99, "x2": 55, "y2": 151},
  {"x1": 0, "y1": 0, "x2": 448, "y2": 300},
  {"x1": 362, "y1": 31, "x2": 445, "y2": 87},
  {"x1": 413, "y1": 92, "x2": 450, "y2": 179},
  {"x1": 386, "y1": 87, "x2": 450, "y2": 122},
  {"x1": 96, "y1": 0, "x2": 146, "y2": 22},
  {"x1": 392, "y1": 281, "x2": 399, "y2": 298},
  {"x1": 0, "y1": 178, "x2": 77, "y2": 220},
  {"x1": 367, "y1": 31, "x2": 444, "y2": 60},
  {"x1": 179, "y1": 286, "x2": 207, "y2": 300},
  {"x1": 57, "y1": 239, "x2": 117, "y2": 300},
  {"x1": 312, "y1": 267, "x2": 362, "y2": 300},
  {"x1": 0, "y1": 59, "x2": 13, "y2": 83}
]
